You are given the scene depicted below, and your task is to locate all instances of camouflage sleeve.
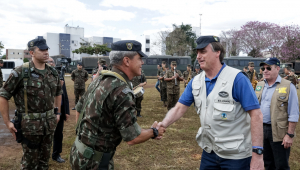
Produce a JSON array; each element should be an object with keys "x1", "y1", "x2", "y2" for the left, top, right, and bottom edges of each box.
[
  {"x1": 157, "y1": 69, "x2": 160, "y2": 76},
  {"x1": 178, "y1": 70, "x2": 183, "y2": 77},
  {"x1": 55, "y1": 76, "x2": 63, "y2": 96},
  {"x1": 164, "y1": 71, "x2": 169, "y2": 78},
  {"x1": 75, "y1": 94, "x2": 85, "y2": 112},
  {"x1": 111, "y1": 85, "x2": 141, "y2": 142},
  {"x1": 0, "y1": 70, "x2": 22, "y2": 100},
  {"x1": 85, "y1": 71, "x2": 89, "y2": 80},
  {"x1": 71, "y1": 71, "x2": 75, "y2": 80}
]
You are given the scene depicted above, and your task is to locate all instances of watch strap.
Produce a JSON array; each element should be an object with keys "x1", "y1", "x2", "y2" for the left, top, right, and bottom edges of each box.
[{"x1": 151, "y1": 128, "x2": 158, "y2": 139}]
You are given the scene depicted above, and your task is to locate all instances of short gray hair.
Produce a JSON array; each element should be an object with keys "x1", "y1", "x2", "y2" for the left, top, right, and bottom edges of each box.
[
  {"x1": 209, "y1": 42, "x2": 225, "y2": 63},
  {"x1": 109, "y1": 51, "x2": 138, "y2": 66}
]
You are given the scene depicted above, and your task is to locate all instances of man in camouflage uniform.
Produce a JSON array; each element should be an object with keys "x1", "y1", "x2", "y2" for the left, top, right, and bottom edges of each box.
[
  {"x1": 194, "y1": 63, "x2": 202, "y2": 75},
  {"x1": 164, "y1": 61, "x2": 183, "y2": 110},
  {"x1": 71, "y1": 62, "x2": 88, "y2": 110},
  {"x1": 158, "y1": 61, "x2": 167, "y2": 107},
  {"x1": 282, "y1": 66, "x2": 297, "y2": 86},
  {"x1": 0, "y1": 59, "x2": 3, "y2": 87},
  {"x1": 0, "y1": 37, "x2": 62, "y2": 169},
  {"x1": 246, "y1": 62, "x2": 258, "y2": 81},
  {"x1": 132, "y1": 70, "x2": 147, "y2": 117},
  {"x1": 183, "y1": 64, "x2": 195, "y2": 88},
  {"x1": 257, "y1": 67, "x2": 263, "y2": 81},
  {"x1": 70, "y1": 40, "x2": 165, "y2": 170},
  {"x1": 92, "y1": 59, "x2": 106, "y2": 81}
]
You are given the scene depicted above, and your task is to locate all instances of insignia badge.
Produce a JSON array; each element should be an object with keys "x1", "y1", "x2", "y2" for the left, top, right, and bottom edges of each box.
[
  {"x1": 279, "y1": 96, "x2": 286, "y2": 100},
  {"x1": 213, "y1": 36, "x2": 218, "y2": 42},
  {"x1": 126, "y1": 43, "x2": 133, "y2": 50},
  {"x1": 30, "y1": 41, "x2": 34, "y2": 47},
  {"x1": 279, "y1": 87, "x2": 287, "y2": 93},
  {"x1": 218, "y1": 91, "x2": 229, "y2": 98},
  {"x1": 221, "y1": 113, "x2": 227, "y2": 120},
  {"x1": 31, "y1": 73, "x2": 39, "y2": 78},
  {"x1": 256, "y1": 86, "x2": 262, "y2": 91}
]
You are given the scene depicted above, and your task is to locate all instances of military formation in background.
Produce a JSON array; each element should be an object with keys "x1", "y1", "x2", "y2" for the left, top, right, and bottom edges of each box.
[
  {"x1": 0, "y1": 59, "x2": 3, "y2": 87},
  {"x1": 183, "y1": 64, "x2": 196, "y2": 87},
  {"x1": 71, "y1": 63, "x2": 88, "y2": 110},
  {"x1": 158, "y1": 61, "x2": 168, "y2": 107}
]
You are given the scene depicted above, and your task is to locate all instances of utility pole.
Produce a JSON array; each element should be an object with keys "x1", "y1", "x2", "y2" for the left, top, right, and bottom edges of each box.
[{"x1": 199, "y1": 14, "x2": 202, "y2": 36}]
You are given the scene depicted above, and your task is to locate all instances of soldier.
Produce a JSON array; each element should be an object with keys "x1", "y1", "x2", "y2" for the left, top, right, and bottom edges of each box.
[
  {"x1": 291, "y1": 69, "x2": 299, "y2": 89},
  {"x1": 132, "y1": 70, "x2": 147, "y2": 117},
  {"x1": 158, "y1": 61, "x2": 167, "y2": 107},
  {"x1": 71, "y1": 62, "x2": 88, "y2": 110},
  {"x1": 257, "y1": 67, "x2": 263, "y2": 81},
  {"x1": 0, "y1": 37, "x2": 62, "y2": 169},
  {"x1": 155, "y1": 64, "x2": 161, "y2": 94},
  {"x1": 246, "y1": 62, "x2": 258, "y2": 81},
  {"x1": 194, "y1": 63, "x2": 202, "y2": 75},
  {"x1": 183, "y1": 64, "x2": 194, "y2": 88},
  {"x1": 0, "y1": 59, "x2": 3, "y2": 87},
  {"x1": 243, "y1": 66, "x2": 248, "y2": 72},
  {"x1": 92, "y1": 59, "x2": 107, "y2": 81},
  {"x1": 164, "y1": 61, "x2": 183, "y2": 110},
  {"x1": 70, "y1": 40, "x2": 165, "y2": 170},
  {"x1": 282, "y1": 66, "x2": 297, "y2": 86}
]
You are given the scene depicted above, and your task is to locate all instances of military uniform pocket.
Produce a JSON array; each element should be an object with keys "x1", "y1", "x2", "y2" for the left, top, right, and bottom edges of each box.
[
  {"x1": 48, "y1": 77, "x2": 58, "y2": 96},
  {"x1": 21, "y1": 118, "x2": 43, "y2": 135},
  {"x1": 47, "y1": 114, "x2": 57, "y2": 134}
]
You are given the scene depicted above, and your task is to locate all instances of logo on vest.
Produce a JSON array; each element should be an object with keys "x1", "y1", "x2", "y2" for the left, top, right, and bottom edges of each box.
[
  {"x1": 218, "y1": 91, "x2": 229, "y2": 98},
  {"x1": 221, "y1": 113, "x2": 227, "y2": 120},
  {"x1": 278, "y1": 87, "x2": 287, "y2": 93},
  {"x1": 256, "y1": 86, "x2": 262, "y2": 91}
]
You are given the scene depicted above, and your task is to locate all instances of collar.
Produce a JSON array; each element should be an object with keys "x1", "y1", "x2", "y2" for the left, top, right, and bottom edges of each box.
[
  {"x1": 111, "y1": 67, "x2": 131, "y2": 85},
  {"x1": 205, "y1": 63, "x2": 226, "y2": 82},
  {"x1": 29, "y1": 61, "x2": 50, "y2": 75},
  {"x1": 264, "y1": 75, "x2": 281, "y2": 87}
]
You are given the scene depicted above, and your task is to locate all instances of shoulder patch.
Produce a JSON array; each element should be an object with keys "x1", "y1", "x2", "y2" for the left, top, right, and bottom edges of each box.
[
  {"x1": 11, "y1": 70, "x2": 18, "y2": 77},
  {"x1": 122, "y1": 88, "x2": 134, "y2": 96}
]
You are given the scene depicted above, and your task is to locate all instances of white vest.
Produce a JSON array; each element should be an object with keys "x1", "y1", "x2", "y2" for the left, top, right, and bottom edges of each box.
[{"x1": 192, "y1": 66, "x2": 252, "y2": 159}]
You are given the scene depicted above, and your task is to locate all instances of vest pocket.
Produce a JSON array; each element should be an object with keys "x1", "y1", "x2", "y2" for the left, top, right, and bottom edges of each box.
[
  {"x1": 214, "y1": 134, "x2": 245, "y2": 154},
  {"x1": 21, "y1": 118, "x2": 43, "y2": 135},
  {"x1": 213, "y1": 103, "x2": 235, "y2": 121},
  {"x1": 277, "y1": 120, "x2": 288, "y2": 139}
]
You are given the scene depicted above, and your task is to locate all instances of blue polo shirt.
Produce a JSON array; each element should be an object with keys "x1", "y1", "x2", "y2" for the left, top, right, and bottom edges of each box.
[
  {"x1": 260, "y1": 75, "x2": 299, "y2": 124},
  {"x1": 179, "y1": 63, "x2": 260, "y2": 112}
]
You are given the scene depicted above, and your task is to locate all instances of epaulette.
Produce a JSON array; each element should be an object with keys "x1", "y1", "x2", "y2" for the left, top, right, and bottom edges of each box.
[{"x1": 122, "y1": 88, "x2": 134, "y2": 96}]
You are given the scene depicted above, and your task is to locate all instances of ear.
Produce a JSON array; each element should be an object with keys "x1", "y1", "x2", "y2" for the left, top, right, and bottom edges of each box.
[
  {"x1": 123, "y1": 57, "x2": 130, "y2": 67},
  {"x1": 29, "y1": 50, "x2": 34, "y2": 56}
]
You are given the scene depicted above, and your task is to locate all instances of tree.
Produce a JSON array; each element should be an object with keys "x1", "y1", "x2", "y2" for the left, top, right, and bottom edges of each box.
[
  {"x1": 23, "y1": 58, "x2": 29, "y2": 63},
  {"x1": 2, "y1": 55, "x2": 6, "y2": 59},
  {"x1": 0, "y1": 41, "x2": 4, "y2": 56},
  {"x1": 72, "y1": 42, "x2": 111, "y2": 56},
  {"x1": 280, "y1": 25, "x2": 300, "y2": 62},
  {"x1": 219, "y1": 29, "x2": 240, "y2": 57},
  {"x1": 152, "y1": 30, "x2": 171, "y2": 55}
]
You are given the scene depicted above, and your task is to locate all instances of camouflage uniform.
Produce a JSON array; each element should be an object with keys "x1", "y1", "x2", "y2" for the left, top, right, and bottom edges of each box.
[
  {"x1": 183, "y1": 70, "x2": 195, "y2": 88},
  {"x1": 0, "y1": 61, "x2": 62, "y2": 169},
  {"x1": 257, "y1": 73, "x2": 263, "y2": 81},
  {"x1": 131, "y1": 71, "x2": 147, "y2": 114},
  {"x1": 164, "y1": 69, "x2": 183, "y2": 110},
  {"x1": 246, "y1": 70, "x2": 258, "y2": 81},
  {"x1": 160, "y1": 69, "x2": 168, "y2": 102},
  {"x1": 71, "y1": 69, "x2": 89, "y2": 105},
  {"x1": 70, "y1": 68, "x2": 141, "y2": 170},
  {"x1": 0, "y1": 59, "x2": 3, "y2": 87},
  {"x1": 281, "y1": 74, "x2": 297, "y2": 86}
]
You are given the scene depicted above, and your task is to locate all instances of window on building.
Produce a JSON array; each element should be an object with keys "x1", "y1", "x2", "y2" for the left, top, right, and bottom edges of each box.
[
  {"x1": 12, "y1": 52, "x2": 15, "y2": 54},
  {"x1": 228, "y1": 59, "x2": 238, "y2": 66},
  {"x1": 239, "y1": 60, "x2": 250, "y2": 66},
  {"x1": 146, "y1": 39, "x2": 150, "y2": 43},
  {"x1": 146, "y1": 48, "x2": 150, "y2": 52},
  {"x1": 147, "y1": 58, "x2": 158, "y2": 65},
  {"x1": 3, "y1": 62, "x2": 15, "y2": 69}
]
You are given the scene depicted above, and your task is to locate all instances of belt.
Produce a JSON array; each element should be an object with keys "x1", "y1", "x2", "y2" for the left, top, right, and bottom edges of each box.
[
  {"x1": 20, "y1": 109, "x2": 54, "y2": 120},
  {"x1": 75, "y1": 136, "x2": 103, "y2": 161},
  {"x1": 263, "y1": 123, "x2": 271, "y2": 126}
]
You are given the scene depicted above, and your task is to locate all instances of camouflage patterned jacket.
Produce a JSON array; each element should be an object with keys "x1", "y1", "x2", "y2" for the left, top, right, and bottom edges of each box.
[
  {"x1": 0, "y1": 67, "x2": 3, "y2": 87},
  {"x1": 131, "y1": 71, "x2": 146, "y2": 88},
  {"x1": 157, "y1": 68, "x2": 162, "y2": 77},
  {"x1": 246, "y1": 70, "x2": 258, "y2": 81},
  {"x1": 0, "y1": 61, "x2": 62, "y2": 113},
  {"x1": 183, "y1": 70, "x2": 195, "y2": 80},
  {"x1": 164, "y1": 69, "x2": 183, "y2": 94},
  {"x1": 71, "y1": 69, "x2": 88, "y2": 89},
  {"x1": 75, "y1": 68, "x2": 141, "y2": 153},
  {"x1": 160, "y1": 69, "x2": 167, "y2": 89}
]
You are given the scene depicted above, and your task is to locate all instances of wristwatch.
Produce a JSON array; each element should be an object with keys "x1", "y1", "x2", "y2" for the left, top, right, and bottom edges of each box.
[
  {"x1": 287, "y1": 133, "x2": 294, "y2": 138},
  {"x1": 151, "y1": 128, "x2": 158, "y2": 139},
  {"x1": 253, "y1": 148, "x2": 263, "y2": 155}
]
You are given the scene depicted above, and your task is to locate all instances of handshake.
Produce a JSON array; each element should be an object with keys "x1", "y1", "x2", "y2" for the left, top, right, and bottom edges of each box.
[{"x1": 151, "y1": 121, "x2": 166, "y2": 140}]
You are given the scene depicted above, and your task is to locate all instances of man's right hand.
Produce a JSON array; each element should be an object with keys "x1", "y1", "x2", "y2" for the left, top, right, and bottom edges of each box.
[{"x1": 6, "y1": 122, "x2": 17, "y2": 140}]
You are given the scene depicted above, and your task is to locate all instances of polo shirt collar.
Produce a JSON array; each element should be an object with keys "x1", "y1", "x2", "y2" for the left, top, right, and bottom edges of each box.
[{"x1": 205, "y1": 63, "x2": 226, "y2": 82}]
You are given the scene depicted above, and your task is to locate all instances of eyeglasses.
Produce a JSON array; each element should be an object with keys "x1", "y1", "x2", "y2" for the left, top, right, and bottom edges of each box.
[{"x1": 261, "y1": 67, "x2": 272, "y2": 71}]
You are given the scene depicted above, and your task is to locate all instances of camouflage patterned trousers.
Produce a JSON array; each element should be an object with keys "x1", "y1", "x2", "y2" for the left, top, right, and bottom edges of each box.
[
  {"x1": 161, "y1": 88, "x2": 167, "y2": 102},
  {"x1": 69, "y1": 143, "x2": 114, "y2": 170},
  {"x1": 167, "y1": 93, "x2": 179, "y2": 110},
  {"x1": 21, "y1": 134, "x2": 54, "y2": 170},
  {"x1": 74, "y1": 88, "x2": 85, "y2": 105},
  {"x1": 135, "y1": 96, "x2": 144, "y2": 112}
]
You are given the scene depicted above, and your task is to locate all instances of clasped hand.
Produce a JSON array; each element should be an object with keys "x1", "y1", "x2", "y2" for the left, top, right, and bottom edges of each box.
[{"x1": 151, "y1": 121, "x2": 166, "y2": 138}]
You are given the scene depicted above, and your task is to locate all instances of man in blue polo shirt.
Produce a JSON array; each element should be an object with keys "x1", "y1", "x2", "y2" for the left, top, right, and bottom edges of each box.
[{"x1": 156, "y1": 35, "x2": 264, "y2": 170}]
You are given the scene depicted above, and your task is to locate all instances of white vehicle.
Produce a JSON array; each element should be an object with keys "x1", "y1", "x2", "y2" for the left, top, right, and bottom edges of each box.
[{"x1": 2, "y1": 59, "x2": 24, "y2": 81}]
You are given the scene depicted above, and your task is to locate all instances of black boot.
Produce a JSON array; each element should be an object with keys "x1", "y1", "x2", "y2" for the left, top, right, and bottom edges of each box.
[
  {"x1": 52, "y1": 154, "x2": 65, "y2": 163},
  {"x1": 137, "y1": 111, "x2": 142, "y2": 117}
]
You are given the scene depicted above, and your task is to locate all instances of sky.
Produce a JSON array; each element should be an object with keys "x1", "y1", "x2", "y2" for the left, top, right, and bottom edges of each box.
[{"x1": 0, "y1": 0, "x2": 300, "y2": 55}]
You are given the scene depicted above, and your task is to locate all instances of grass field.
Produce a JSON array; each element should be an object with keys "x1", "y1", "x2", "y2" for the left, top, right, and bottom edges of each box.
[{"x1": 1, "y1": 77, "x2": 300, "y2": 170}]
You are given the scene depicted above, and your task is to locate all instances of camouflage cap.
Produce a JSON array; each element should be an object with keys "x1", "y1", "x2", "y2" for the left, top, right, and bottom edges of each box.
[
  {"x1": 187, "y1": 64, "x2": 191, "y2": 67},
  {"x1": 98, "y1": 58, "x2": 106, "y2": 65},
  {"x1": 248, "y1": 62, "x2": 254, "y2": 67},
  {"x1": 171, "y1": 61, "x2": 177, "y2": 65},
  {"x1": 0, "y1": 59, "x2": 3, "y2": 64},
  {"x1": 162, "y1": 61, "x2": 166, "y2": 64}
]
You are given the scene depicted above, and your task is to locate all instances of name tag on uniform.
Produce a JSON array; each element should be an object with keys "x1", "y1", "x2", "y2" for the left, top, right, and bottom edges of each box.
[{"x1": 278, "y1": 87, "x2": 287, "y2": 93}]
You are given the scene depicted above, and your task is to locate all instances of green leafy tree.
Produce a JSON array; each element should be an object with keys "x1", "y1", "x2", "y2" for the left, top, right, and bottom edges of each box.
[
  {"x1": 2, "y1": 55, "x2": 6, "y2": 59},
  {"x1": 23, "y1": 58, "x2": 29, "y2": 63},
  {"x1": 72, "y1": 40, "x2": 111, "y2": 56},
  {"x1": 0, "y1": 41, "x2": 4, "y2": 55}
]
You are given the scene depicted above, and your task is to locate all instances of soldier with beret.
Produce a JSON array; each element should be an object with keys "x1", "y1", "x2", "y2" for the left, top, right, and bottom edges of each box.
[
  {"x1": 158, "y1": 61, "x2": 168, "y2": 107},
  {"x1": 0, "y1": 37, "x2": 63, "y2": 169},
  {"x1": 164, "y1": 61, "x2": 183, "y2": 110},
  {"x1": 0, "y1": 59, "x2": 3, "y2": 87},
  {"x1": 70, "y1": 40, "x2": 165, "y2": 170},
  {"x1": 71, "y1": 62, "x2": 89, "y2": 110}
]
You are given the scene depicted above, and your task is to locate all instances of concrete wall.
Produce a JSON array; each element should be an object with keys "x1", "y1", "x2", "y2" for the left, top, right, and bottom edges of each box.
[
  {"x1": 6, "y1": 49, "x2": 25, "y2": 59},
  {"x1": 59, "y1": 33, "x2": 71, "y2": 58},
  {"x1": 44, "y1": 33, "x2": 59, "y2": 56},
  {"x1": 64, "y1": 26, "x2": 84, "y2": 37}
]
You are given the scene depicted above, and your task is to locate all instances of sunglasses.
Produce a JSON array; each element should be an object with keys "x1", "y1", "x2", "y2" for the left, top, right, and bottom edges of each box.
[{"x1": 261, "y1": 67, "x2": 272, "y2": 71}]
